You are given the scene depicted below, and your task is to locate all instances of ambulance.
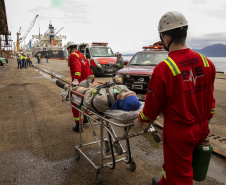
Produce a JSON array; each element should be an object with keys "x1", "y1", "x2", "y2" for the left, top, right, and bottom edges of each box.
[
  {"x1": 78, "y1": 42, "x2": 117, "y2": 76},
  {"x1": 113, "y1": 42, "x2": 168, "y2": 100}
]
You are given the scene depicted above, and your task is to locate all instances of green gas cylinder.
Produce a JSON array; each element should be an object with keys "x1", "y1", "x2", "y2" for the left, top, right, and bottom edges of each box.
[{"x1": 192, "y1": 137, "x2": 213, "y2": 181}]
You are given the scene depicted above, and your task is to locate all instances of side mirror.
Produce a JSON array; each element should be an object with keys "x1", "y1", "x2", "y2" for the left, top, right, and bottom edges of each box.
[{"x1": 124, "y1": 60, "x2": 129, "y2": 65}]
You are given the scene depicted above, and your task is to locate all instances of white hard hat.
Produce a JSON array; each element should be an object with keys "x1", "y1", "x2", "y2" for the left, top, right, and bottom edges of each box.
[
  {"x1": 66, "y1": 41, "x2": 77, "y2": 49},
  {"x1": 115, "y1": 52, "x2": 121, "y2": 56},
  {"x1": 158, "y1": 11, "x2": 188, "y2": 33}
]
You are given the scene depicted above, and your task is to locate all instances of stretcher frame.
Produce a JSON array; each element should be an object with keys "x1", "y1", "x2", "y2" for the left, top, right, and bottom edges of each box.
[{"x1": 61, "y1": 89, "x2": 161, "y2": 183}]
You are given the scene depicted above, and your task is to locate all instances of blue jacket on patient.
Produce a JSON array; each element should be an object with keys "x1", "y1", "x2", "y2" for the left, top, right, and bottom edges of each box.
[{"x1": 110, "y1": 95, "x2": 141, "y2": 111}]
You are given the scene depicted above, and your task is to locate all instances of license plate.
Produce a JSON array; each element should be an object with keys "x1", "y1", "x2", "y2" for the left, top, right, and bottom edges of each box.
[
  {"x1": 132, "y1": 84, "x2": 143, "y2": 90},
  {"x1": 136, "y1": 94, "x2": 146, "y2": 100},
  {"x1": 106, "y1": 69, "x2": 113, "y2": 72}
]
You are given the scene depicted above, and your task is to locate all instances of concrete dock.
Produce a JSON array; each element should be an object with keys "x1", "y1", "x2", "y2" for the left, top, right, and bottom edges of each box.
[{"x1": 0, "y1": 58, "x2": 225, "y2": 185}]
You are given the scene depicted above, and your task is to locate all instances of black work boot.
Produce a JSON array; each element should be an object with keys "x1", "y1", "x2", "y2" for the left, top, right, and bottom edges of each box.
[
  {"x1": 152, "y1": 176, "x2": 160, "y2": 185},
  {"x1": 72, "y1": 122, "x2": 83, "y2": 133},
  {"x1": 72, "y1": 126, "x2": 80, "y2": 133},
  {"x1": 83, "y1": 115, "x2": 89, "y2": 124}
]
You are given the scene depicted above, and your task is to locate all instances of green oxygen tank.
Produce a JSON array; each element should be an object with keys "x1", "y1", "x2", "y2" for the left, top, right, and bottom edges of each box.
[{"x1": 192, "y1": 137, "x2": 213, "y2": 181}]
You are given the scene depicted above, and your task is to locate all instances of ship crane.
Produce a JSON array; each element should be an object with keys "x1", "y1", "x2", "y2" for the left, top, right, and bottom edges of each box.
[
  {"x1": 16, "y1": 14, "x2": 39, "y2": 52},
  {"x1": 16, "y1": 27, "x2": 21, "y2": 52},
  {"x1": 20, "y1": 14, "x2": 39, "y2": 43},
  {"x1": 55, "y1": 27, "x2": 64, "y2": 35}
]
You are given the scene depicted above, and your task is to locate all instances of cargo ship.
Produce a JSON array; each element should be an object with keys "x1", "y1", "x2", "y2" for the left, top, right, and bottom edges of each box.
[{"x1": 30, "y1": 23, "x2": 67, "y2": 60}]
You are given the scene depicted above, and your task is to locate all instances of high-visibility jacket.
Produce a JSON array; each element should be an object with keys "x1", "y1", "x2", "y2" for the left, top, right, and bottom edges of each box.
[
  {"x1": 69, "y1": 51, "x2": 94, "y2": 82},
  {"x1": 116, "y1": 57, "x2": 124, "y2": 66},
  {"x1": 139, "y1": 48, "x2": 216, "y2": 124}
]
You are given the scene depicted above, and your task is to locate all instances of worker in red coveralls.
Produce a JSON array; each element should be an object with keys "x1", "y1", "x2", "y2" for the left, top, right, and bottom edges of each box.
[
  {"x1": 133, "y1": 11, "x2": 216, "y2": 185},
  {"x1": 67, "y1": 41, "x2": 94, "y2": 132}
]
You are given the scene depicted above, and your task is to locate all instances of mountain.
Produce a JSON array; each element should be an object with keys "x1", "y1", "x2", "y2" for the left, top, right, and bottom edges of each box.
[
  {"x1": 122, "y1": 53, "x2": 134, "y2": 56},
  {"x1": 193, "y1": 44, "x2": 226, "y2": 57}
]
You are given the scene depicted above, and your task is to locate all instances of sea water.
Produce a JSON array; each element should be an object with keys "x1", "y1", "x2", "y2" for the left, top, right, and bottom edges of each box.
[{"x1": 209, "y1": 57, "x2": 226, "y2": 73}]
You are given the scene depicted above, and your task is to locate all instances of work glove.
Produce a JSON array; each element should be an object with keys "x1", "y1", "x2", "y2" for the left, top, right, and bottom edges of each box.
[
  {"x1": 64, "y1": 84, "x2": 70, "y2": 91},
  {"x1": 133, "y1": 118, "x2": 145, "y2": 128},
  {"x1": 72, "y1": 78, "x2": 79, "y2": 86}
]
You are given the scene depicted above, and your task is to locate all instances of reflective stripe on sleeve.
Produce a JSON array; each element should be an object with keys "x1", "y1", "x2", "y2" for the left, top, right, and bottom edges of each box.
[
  {"x1": 210, "y1": 108, "x2": 215, "y2": 114},
  {"x1": 140, "y1": 111, "x2": 151, "y2": 121},
  {"x1": 198, "y1": 53, "x2": 209, "y2": 67},
  {"x1": 75, "y1": 72, "x2": 81, "y2": 76},
  {"x1": 162, "y1": 168, "x2": 166, "y2": 179},
  {"x1": 163, "y1": 57, "x2": 181, "y2": 76}
]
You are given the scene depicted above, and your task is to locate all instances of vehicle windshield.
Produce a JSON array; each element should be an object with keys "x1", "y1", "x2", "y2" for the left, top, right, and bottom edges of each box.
[
  {"x1": 90, "y1": 47, "x2": 115, "y2": 57},
  {"x1": 130, "y1": 52, "x2": 168, "y2": 66}
]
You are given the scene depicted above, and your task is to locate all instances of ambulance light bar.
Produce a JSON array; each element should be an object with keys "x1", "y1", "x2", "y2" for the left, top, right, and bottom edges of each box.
[
  {"x1": 92, "y1": 42, "x2": 108, "y2": 46},
  {"x1": 142, "y1": 45, "x2": 164, "y2": 50}
]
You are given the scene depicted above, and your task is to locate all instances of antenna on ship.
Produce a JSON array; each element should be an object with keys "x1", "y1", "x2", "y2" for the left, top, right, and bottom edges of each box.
[
  {"x1": 44, "y1": 28, "x2": 49, "y2": 35},
  {"x1": 38, "y1": 16, "x2": 40, "y2": 40}
]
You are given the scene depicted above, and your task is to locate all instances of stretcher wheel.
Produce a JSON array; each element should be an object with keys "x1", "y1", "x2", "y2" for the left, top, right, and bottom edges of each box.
[
  {"x1": 95, "y1": 171, "x2": 101, "y2": 184},
  {"x1": 105, "y1": 141, "x2": 110, "y2": 152},
  {"x1": 115, "y1": 145, "x2": 123, "y2": 155},
  {"x1": 153, "y1": 132, "x2": 162, "y2": 143},
  {"x1": 113, "y1": 141, "x2": 123, "y2": 155},
  {"x1": 75, "y1": 149, "x2": 80, "y2": 160},
  {"x1": 129, "y1": 161, "x2": 136, "y2": 171}
]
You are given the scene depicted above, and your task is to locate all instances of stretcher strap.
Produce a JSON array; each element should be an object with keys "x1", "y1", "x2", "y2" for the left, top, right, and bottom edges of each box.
[
  {"x1": 66, "y1": 86, "x2": 73, "y2": 101},
  {"x1": 91, "y1": 87, "x2": 104, "y2": 115},
  {"x1": 91, "y1": 82, "x2": 115, "y2": 115},
  {"x1": 78, "y1": 90, "x2": 87, "y2": 108},
  {"x1": 106, "y1": 88, "x2": 114, "y2": 108}
]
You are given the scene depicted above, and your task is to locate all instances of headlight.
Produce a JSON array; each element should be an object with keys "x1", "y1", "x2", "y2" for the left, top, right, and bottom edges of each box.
[
  {"x1": 115, "y1": 73, "x2": 123, "y2": 83},
  {"x1": 94, "y1": 59, "x2": 102, "y2": 67},
  {"x1": 126, "y1": 73, "x2": 130, "y2": 78}
]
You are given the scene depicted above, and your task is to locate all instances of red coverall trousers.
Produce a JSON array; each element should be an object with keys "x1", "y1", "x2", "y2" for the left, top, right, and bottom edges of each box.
[
  {"x1": 69, "y1": 51, "x2": 93, "y2": 124},
  {"x1": 159, "y1": 119, "x2": 210, "y2": 185},
  {"x1": 71, "y1": 96, "x2": 88, "y2": 123},
  {"x1": 70, "y1": 81, "x2": 84, "y2": 124},
  {"x1": 71, "y1": 102, "x2": 81, "y2": 123}
]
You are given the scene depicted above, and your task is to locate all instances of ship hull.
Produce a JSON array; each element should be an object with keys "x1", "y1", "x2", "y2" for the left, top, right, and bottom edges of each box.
[{"x1": 32, "y1": 50, "x2": 67, "y2": 60}]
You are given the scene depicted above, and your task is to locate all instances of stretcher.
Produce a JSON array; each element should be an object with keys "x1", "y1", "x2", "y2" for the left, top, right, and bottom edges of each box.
[{"x1": 61, "y1": 86, "x2": 161, "y2": 183}]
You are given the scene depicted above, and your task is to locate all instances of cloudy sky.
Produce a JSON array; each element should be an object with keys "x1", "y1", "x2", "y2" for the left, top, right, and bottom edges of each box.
[{"x1": 5, "y1": 0, "x2": 226, "y2": 54}]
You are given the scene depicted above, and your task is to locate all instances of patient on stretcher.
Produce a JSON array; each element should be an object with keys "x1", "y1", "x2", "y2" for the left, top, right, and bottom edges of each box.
[{"x1": 67, "y1": 79, "x2": 141, "y2": 113}]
